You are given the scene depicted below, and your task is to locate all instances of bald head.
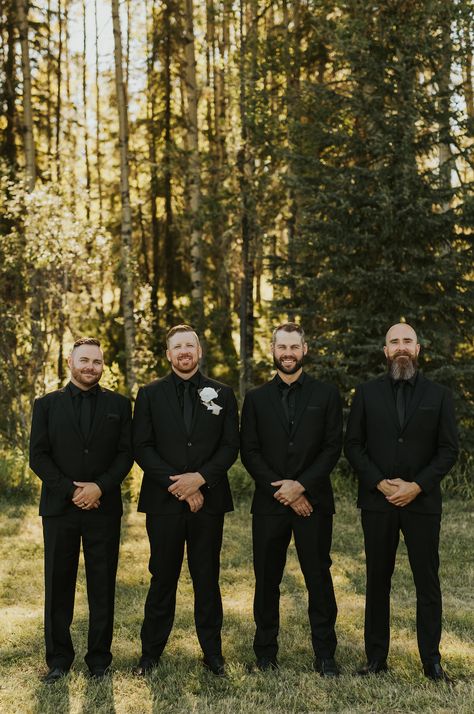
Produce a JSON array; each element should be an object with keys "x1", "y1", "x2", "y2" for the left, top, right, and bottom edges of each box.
[{"x1": 385, "y1": 322, "x2": 418, "y2": 346}]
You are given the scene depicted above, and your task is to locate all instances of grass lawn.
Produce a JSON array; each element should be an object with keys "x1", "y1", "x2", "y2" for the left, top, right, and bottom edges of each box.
[{"x1": 0, "y1": 496, "x2": 472, "y2": 713}]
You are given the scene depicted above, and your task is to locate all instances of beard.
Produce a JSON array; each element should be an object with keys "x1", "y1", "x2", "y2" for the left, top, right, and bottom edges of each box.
[
  {"x1": 69, "y1": 365, "x2": 102, "y2": 388},
  {"x1": 387, "y1": 352, "x2": 418, "y2": 381},
  {"x1": 273, "y1": 354, "x2": 304, "y2": 375}
]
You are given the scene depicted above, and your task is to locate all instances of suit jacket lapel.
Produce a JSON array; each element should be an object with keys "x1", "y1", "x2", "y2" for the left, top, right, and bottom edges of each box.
[
  {"x1": 60, "y1": 386, "x2": 83, "y2": 441},
  {"x1": 380, "y1": 375, "x2": 400, "y2": 431},
  {"x1": 402, "y1": 373, "x2": 429, "y2": 431},
  {"x1": 291, "y1": 375, "x2": 313, "y2": 434},
  {"x1": 162, "y1": 374, "x2": 188, "y2": 436}
]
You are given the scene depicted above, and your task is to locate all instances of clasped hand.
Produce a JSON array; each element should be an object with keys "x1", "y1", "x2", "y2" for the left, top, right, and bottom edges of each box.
[
  {"x1": 168, "y1": 472, "x2": 206, "y2": 513},
  {"x1": 72, "y1": 481, "x2": 102, "y2": 510},
  {"x1": 377, "y1": 477, "x2": 421, "y2": 507},
  {"x1": 271, "y1": 479, "x2": 312, "y2": 517}
]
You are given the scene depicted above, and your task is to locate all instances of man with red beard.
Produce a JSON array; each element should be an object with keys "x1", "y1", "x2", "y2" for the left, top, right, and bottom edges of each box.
[
  {"x1": 30, "y1": 337, "x2": 133, "y2": 683},
  {"x1": 132, "y1": 325, "x2": 239, "y2": 676},
  {"x1": 241, "y1": 323, "x2": 342, "y2": 675},
  {"x1": 345, "y1": 322, "x2": 458, "y2": 681}
]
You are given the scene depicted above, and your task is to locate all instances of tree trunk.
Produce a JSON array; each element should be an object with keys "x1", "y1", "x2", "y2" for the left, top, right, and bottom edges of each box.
[
  {"x1": 95, "y1": 0, "x2": 103, "y2": 223},
  {"x1": 4, "y1": 1, "x2": 17, "y2": 170},
  {"x1": 82, "y1": 0, "x2": 91, "y2": 221},
  {"x1": 183, "y1": 0, "x2": 205, "y2": 340},
  {"x1": 111, "y1": 0, "x2": 136, "y2": 392},
  {"x1": 55, "y1": 0, "x2": 63, "y2": 182},
  {"x1": 164, "y1": 0, "x2": 174, "y2": 328},
  {"x1": 16, "y1": 0, "x2": 36, "y2": 191}
]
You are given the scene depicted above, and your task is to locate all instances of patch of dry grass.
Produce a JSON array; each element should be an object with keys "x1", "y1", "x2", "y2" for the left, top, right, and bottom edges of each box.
[{"x1": 0, "y1": 497, "x2": 472, "y2": 713}]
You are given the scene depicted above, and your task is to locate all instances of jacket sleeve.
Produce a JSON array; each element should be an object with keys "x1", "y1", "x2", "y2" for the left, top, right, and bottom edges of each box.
[
  {"x1": 414, "y1": 387, "x2": 459, "y2": 493},
  {"x1": 297, "y1": 385, "x2": 343, "y2": 496},
  {"x1": 133, "y1": 386, "x2": 180, "y2": 489},
  {"x1": 197, "y1": 387, "x2": 240, "y2": 487},
  {"x1": 240, "y1": 391, "x2": 281, "y2": 499},
  {"x1": 29, "y1": 397, "x2": 76, "y2": 501},
  {"x1": 95, "y1": 397, "x2": 134, "y2": 494},
  {"x1": 344, "y1": 385, "x2": 385, "y2": 490}
]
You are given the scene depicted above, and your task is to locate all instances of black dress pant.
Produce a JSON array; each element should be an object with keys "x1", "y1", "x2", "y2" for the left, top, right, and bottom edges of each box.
[
  {"x1": 141, "y1": 511, "x2": 225, "y2": 661},
  {"x1": 361, "y1": 509, "x2": 442, "y2": 664},
  {"x1": 252, "y1": 509, "x2": 337, "y2": 660},
  {"x1": 42, "y1": 508, "x2": 121, "y2": 670}
]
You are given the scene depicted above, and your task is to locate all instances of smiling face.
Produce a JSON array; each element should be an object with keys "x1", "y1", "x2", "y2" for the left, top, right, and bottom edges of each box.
[
  {"x1": 384, "y1": 323, "x2": 420, "y2": 380},
  {"x1": 166, "y1": 330, "x2": 202, "y2": 378},
  {"x1": 67, "y1": 344, "x2": 104, "y2": 390},
  {"x1": 272, "y1": 329, "x2": 308, "y2": 380}
]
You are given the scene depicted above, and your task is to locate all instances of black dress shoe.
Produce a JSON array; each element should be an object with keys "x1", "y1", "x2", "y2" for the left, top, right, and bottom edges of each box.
[
  {"x1": 356, "y1": 660, "x2": 388, "y2": 676},
  {"x1": 43, "y1": 667, "x2": 69, "y2": 685},
  {"x1": 255, "y1": 657, "x2": 279, "y2": 672},
  {"x1": 203, "y1": 655, "x2": 225, "y2": 676},
  {"x1": 423, "y1": 662, "x2": 454, "y2": 684},
  {"x1": 89, "y1": 665, "x2": 110, "y2": 679},
  {"x1": 314, "y1": 657, "x2": 340, "y2": 678},
  {"x1": 132, "y1": 658, "x2": 159, "y2": 676}
]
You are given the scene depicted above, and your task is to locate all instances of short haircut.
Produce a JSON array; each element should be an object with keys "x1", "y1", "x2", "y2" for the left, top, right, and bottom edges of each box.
[
  {"x1": 271, "y1": 322, "x2": 306, "y2": 345},
  {"x1": 71, "y1": 337, "x2": 101, "y2": 351},
  {"x1": 166, "y1": 324, "x2": 200, "y2": 347}
]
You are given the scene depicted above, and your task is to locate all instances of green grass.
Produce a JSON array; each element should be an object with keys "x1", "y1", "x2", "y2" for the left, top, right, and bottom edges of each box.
[{"x1": 0, "y1": 497, "x2": 472, "y2": 713}]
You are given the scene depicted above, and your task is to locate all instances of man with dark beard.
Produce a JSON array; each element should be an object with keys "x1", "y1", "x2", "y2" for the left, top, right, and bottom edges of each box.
[
  {"x1": 240, "y1": 323, "x2": 342, "y2": 675},
  {"x1": 345, "y1": 322, "x2": 458, "y2": 681}
]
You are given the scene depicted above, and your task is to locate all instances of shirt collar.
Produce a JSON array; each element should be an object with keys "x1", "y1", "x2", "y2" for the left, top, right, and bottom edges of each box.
[
  {"x1": 172, "y1": 370, "x2": 201, "y2": 389},
  {"x1": 68, "y1": 381, "x2": 99, "y2": 397},
  {"x1": 275, "y1": 371, "x2": 305, "y2": 389}
]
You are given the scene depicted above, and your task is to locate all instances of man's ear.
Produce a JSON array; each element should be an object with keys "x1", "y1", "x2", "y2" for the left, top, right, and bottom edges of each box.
[
  {"x1": 165, "y1": 349, "x2": 171, "y2": 363},
  {"x1": 303, "y1": 342, "x2": 308, "y2": 356},
  {"x1": 383, "y1": 345, "x2": 388, "y2": 359}
]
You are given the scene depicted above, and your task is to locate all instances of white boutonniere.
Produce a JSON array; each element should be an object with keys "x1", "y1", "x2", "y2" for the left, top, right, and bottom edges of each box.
[{"x1": 199, "y1": 386, "x2": 223, "y2": 415}]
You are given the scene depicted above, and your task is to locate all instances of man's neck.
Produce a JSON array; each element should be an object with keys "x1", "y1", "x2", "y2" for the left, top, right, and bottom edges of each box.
[
  {"x1": 277, "y1": 368, "x2": 303, "y2": 385},
  {"x1": 172, "y1": 366, "x2": 199, "y2": 381}
]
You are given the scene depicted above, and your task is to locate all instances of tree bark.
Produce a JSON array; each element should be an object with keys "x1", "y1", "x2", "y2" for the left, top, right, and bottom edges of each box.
[
  {"x1": 16, "y1": 0, "x2": 36, "y2": 191},
  {"x1": 183, "y1": 0, "x2": 204, "y2": 339}
]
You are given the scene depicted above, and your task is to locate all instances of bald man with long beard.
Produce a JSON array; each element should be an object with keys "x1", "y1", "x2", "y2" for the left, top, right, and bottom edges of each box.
[{"x1": 345, "y1": 323, "x2": 458, "y2": 682}]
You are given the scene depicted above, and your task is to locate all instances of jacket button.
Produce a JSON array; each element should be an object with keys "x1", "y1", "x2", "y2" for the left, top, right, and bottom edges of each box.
[
  {"x1": 289, "y1": 441, "x2": 294, "y2": 447},
  {"x1": 187, "y1": 442, "x2": 192, "y2": 447},
  {"x1": 84, "y1": 449, "x2": 89, "y2": 454},
  {"x1": 398, "y1": 438, "x2": 403, "y2": 443}
]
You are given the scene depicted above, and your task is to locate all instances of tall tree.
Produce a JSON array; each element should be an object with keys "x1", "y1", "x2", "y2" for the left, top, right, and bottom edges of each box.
[
  {"x1": 111, "y1": 0, "x2": 136, "y2": 392},
  {"x1": 16, "y1": 0, "x2": 36, "y2": 191}
]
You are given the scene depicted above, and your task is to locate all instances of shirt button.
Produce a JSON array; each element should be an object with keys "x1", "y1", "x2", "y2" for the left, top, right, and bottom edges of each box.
[
  {"x1": 289, "y1": 442, "x2": 294, "y2": 447},
  {"x1": 84, "y1": 449, "x2": 89, "y2": 454},
  {"x1": 187, "y1": 442, "x2": 192, "y2": 447},
  {"x1": 398, "y1": 438, "x2": 403, "y2": 443}
]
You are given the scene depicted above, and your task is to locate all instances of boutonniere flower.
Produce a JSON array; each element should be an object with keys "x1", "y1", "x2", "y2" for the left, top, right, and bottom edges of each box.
[{"x1": 199, "y1": 387, "x2": 223, "y2": 415}]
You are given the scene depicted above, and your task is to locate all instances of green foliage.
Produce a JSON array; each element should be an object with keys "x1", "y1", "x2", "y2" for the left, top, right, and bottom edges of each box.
[{"x1": 273, "y1": 0, "x2": 474, "y2": 488}]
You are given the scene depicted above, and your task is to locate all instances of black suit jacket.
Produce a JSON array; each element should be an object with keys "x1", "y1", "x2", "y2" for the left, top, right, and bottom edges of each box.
[
  {"x1": 344, "y1": 373, "x2": 458, "y2": 514},
  {"x1": 240, "y1": 373, "x2": 343, "y2": 515},
  {"x1": 133, "y1": 372, "x2": 239, "y2": 515},
  {"x1": 29, "y1": 385, "x2": 133, "y2": 517}
]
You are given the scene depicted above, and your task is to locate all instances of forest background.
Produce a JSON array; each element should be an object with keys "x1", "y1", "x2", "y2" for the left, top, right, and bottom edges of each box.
[{"x1": 0, "y1": 0, "x2": 473, "y2": 500}]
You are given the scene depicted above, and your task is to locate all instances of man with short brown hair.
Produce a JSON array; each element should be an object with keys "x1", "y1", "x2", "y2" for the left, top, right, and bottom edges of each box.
[
  {"x1": 241, "y1": 323, "x2": 342, "y2": 675},
  {"x1": 30, "y1": 337, "x2": 133, "y2": 683},
  {"x1": 133, "y1": 325, "x2": 239, "y2": 676}
]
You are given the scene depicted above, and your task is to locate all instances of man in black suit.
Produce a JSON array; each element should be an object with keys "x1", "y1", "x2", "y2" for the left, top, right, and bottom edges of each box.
[
  {"x1": 344, "y1": 322, "x2": 458, "y2": 681},
  {"x1": 29, "y1": 337, "x2": 133, "y2": 684},
  {"x1": 133, "y1": 324, "x2": 239, "y2": 677},
  {"x1": 240, "y1": 323, "x2": 342, "y2": 676}
]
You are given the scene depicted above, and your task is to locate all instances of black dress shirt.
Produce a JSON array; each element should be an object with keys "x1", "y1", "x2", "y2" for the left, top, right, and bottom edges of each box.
[
  {"x1": 68, "y1": 381, "x2": 99, "y2": 438},
  {"x1": 276, "y1": 372, "x2": 305, "y2": 431}
]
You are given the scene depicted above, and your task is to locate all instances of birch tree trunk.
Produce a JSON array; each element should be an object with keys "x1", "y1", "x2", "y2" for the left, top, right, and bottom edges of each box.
[
  {"x1": 183, "y1": 0, "x2": 204, "y2": 340},
  {"x1": 16, "y1": 0, "x2": 36, "y2": 191},
  {"x1": 111, "y1": 0, "x2": 136, "y2": 392}
]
